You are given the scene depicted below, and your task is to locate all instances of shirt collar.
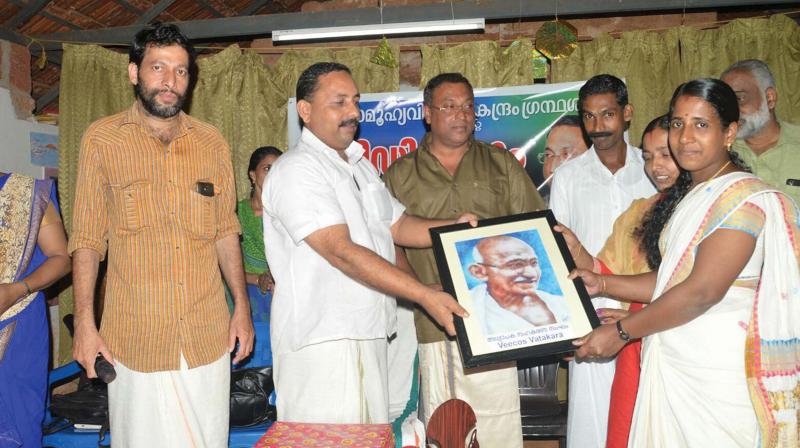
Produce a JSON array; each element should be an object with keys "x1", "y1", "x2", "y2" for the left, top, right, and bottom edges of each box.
[
  {"x1": 120, "y1": 101, "x2": 194, "y2": 136},
  {"x1": 587, "y1": 143, "x2": 648, "y2": 184},
  {"x1": 300, "y1": 127, "x2": 364, "y2": 166},
  {"x1": 419, "y1": 132, "x2": 477, "y2": 154}
]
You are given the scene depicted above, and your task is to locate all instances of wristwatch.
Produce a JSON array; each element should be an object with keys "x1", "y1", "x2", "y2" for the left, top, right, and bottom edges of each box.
[{"x1": 616, "y1": 320, "x2": 631, "y2": 342}]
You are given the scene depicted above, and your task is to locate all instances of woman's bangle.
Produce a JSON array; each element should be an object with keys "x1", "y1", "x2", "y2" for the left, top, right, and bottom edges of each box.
[
  {"x1": 600, "y1": 275, "x2": 607, "y2": 295},
  {"x1": 19, "y1": 280, "x2": 32, "y2": 297}
]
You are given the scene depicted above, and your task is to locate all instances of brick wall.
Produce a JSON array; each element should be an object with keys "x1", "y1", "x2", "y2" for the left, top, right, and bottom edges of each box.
[{"x1": 0, "y1": 40, "x2": 34, "y2": 119}]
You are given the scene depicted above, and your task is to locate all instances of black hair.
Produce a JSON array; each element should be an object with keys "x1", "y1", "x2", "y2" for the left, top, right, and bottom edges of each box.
[
  {"x1": 552, "y1": 114, "x2": 581, "y2": 128},
  {"x1": 639, "y1": 114, "x2": 670, "y2": 150},
  {"x1": 635, "y1": 79, "x2": 750, "y2": 270},
  {"x1": 295, "y1": 62, "x2": 352, "y2": 102},
  {"x1": 423, "y1": 73, "x2": 474, "y2": 106},
  {"x1": 578, "y1": 74, "x2": 628, "y2": 111},
  {"x1": 248, "y1": 146, "x2": 283, "y2": 196},
  {"x1": 295, "y1": 62, "x2": 352, "y2": 128},
  {"x1": 129, "y1": 22, "x2": 196, "y2": 72},
  {"x1": 551, "y1": 114, "x2": 591, "y2": 149}
]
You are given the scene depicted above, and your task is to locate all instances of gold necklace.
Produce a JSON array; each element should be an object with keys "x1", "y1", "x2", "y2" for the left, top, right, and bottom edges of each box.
[{"x1": 702, "y1": 160, "x2": 732, "y2": 184}]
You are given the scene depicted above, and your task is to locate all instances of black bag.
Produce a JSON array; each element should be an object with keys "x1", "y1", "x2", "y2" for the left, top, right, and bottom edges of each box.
[
  {"x1": 47, "y1": 381, "x2": 110, "y2": 442},
  {"x1": 229, "y1": 366, "x2": 277, "y2": 427}
]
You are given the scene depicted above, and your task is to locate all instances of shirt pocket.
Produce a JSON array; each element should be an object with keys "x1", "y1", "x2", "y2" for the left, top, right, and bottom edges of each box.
[
  {"x1": 107, "y1": 180, "x2": 152, "y2": 235},
  {"x1": 361, "y1": 181, "x2": 394, "y2": 223},
  {"x1": 184, "y1": 190, "x2": 218, "y2": 240},
  {"x1": 460, "y1": 179, "x2": 507, "y2": 217}
]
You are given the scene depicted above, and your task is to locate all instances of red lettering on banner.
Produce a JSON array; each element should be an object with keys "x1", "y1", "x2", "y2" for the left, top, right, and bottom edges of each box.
[
  {"x1": 357, "y1": 136, "x2": 420, "y2": 174},
  {"x1": 490, "y1": 140, "x2": 526, "y2": 167}
]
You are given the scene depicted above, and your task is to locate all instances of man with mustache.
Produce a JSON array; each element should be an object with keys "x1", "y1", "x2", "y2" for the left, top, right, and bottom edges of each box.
[
  {"x1": 722, "y1": 59, "x2": 800, "y2": 205},
  {"x1": 549, "y1": 74, "x2": 655, "y2": 448},
  {"x1": 467, "y1": 236, "x2": 569, "y2": 336},
  {"x1": 262, "y1": 63, "x2": 472, "y2": 424},
  {"x1": 384, "y1": 72, "x2": 545, "y2": 447},
  {"x1": 70, "y1": 23, "x2": 253, "y2": 446}
]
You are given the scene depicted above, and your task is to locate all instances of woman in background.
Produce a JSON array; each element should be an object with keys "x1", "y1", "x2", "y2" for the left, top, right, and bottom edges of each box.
[
  {"x1": 239, "y1": 146, "x2": 282, "y2": 325},
  {"x1": 0, "y1": 172, "x2": 71, "y2": 447},
  {"x1": 571, "y1": 78, "x2": 799, "y2": 446}
]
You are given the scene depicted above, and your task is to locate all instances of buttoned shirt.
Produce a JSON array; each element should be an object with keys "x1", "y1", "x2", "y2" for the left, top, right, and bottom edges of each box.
[
  {"x1": 549, "y1": 144, "x2": 656, "y2": 310},
  {"x1": 470, "y1": 284, "x2": 570, "y2": 336},
  {"x1": 68, "y1": 103, "x2": 240, "y2": 372},
  {"x1": 733, "y1": 121, "x2": 800, "y2": 206},
  {"x1": 263, "y1": 128, "x2": 406, "y2": 356},
  {"x1": 383, "y1": 134, "x2": 546, "y2": 343}
]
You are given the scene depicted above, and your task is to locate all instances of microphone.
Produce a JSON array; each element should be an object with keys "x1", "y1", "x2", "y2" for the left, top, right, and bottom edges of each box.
[{"x1": 94, "y1": 355, "x2": 117, "y2": 384}]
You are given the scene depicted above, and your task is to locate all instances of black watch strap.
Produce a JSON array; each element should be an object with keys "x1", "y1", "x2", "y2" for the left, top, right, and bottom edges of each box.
[{"x1": 616, "y1": 320, "x2": 631, "y2": 342}]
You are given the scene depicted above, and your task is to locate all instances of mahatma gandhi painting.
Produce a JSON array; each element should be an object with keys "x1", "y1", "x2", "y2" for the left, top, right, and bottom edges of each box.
[{"x1": 456, "y1": 230, "x2": 570, "y2": 337}]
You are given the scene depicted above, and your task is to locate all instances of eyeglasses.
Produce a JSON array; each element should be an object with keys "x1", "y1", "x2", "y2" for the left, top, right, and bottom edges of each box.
[
  {"x1": 536, "y1": 152, "x2": 554, "y2": 164},
  {"x1": 536, "y1": 151, "x2": 576, "y2": 165},
  {"x1": 481, "y1": 258, "x2": 539, "y2": 272},
  {"x1": 432, "y1": 103, "x2": 475, "y2": 115}
]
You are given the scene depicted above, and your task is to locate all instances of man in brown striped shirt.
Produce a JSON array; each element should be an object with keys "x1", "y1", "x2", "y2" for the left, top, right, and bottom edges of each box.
[{"x1": 68, "y1": 23, "x2": 253, "y2": 447}]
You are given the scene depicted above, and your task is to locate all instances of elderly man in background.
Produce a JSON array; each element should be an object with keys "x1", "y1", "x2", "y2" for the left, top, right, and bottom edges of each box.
[{"x1": 721, "y1": 59, "x2": 800, "y2": 205}]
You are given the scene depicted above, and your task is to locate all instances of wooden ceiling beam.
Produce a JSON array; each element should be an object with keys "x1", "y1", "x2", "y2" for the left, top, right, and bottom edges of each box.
[
  {"x1": 113, "y1": 0, "x2": 144, "y2": 15},
  {"x1": 5, "y1": 0, "x2": 53, "y2": 29},
  {"x1": 240, "y1": 0, "x2": 271, "y2": 16},
  {"x1": 35, "y1": 82, "x2": 59, "y2": 113},
  {"x1": 7, "y1": 0, "x2": 81, "y2": 30},
  {"x1": 0, "y1": 26, "x2": 62, "y2": 61},
  {"x1": 197, "y1": 0, "x2": 225, "y2": 18},
  {"x1": 136, "y1": 0, "x2": 177, "y2": 25},
  {"x1": 34, "y1": 0, "x2": 800, "y2": 45}
]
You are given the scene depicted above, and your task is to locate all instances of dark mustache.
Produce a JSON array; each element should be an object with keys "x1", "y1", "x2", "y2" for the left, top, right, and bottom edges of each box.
[
  {"x1": 339, "y1": 118, "x2": 359, "y2": 127},
  {"x1": 588, "y1": 131, "x2": 613, "y2": 139}
]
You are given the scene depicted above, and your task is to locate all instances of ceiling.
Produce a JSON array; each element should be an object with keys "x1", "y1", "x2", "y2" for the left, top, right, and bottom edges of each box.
[
  {"x1": 0, "y1": 0, "x2": 312, "y2": 114},
  {"x1": 1, "y1": 0, "x2": 798, "y2": 115}
]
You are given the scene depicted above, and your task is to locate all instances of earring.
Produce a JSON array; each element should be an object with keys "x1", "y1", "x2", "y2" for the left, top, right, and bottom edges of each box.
[{"x1": 726, "y1": 144, "x2": 731, "y2": 152}]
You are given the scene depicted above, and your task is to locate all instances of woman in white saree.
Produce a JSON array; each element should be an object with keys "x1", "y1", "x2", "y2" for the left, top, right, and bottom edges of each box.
[{"x1": 570, "y1": 78, "x2": 799, "y2": 447}]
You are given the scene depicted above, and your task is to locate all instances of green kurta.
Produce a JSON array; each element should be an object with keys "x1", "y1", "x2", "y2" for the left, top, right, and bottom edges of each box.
[
  {"x1": 733, "y1": 121, "x2": 800, "y2": 206},
  {"x1": 384, "y1": 134, "x2": 546, "y2": 343}
]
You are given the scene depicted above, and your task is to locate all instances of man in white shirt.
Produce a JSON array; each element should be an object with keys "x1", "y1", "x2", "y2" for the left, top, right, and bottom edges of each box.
[
  {"x1": 263, "y1": 62, "x2": 473, "y2": 424},
  {"x1": 467, "y1": 236, "x2": 570, "y2": 336},
  {"x1": 549, "y1": 74, "x2": 656, "y2": 448}
]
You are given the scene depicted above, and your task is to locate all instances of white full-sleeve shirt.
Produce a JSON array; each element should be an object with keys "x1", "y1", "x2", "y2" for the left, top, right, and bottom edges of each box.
[{"x1": 262, "y1": 128, "x2": 406, "y2": 356}]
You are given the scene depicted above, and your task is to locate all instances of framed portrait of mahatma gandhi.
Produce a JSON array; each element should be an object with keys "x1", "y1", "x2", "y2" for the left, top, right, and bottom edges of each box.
[{"x1": 430, "y1": 210, "x2": 600, "y2": 368}]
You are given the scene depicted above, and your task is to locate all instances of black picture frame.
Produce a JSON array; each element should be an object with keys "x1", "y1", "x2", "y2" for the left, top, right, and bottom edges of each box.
[{"x1": 430, "y1": 210, "x2": 600, "y2": 368}]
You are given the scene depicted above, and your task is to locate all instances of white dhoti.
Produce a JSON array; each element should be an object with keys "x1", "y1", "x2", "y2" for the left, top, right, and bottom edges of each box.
[
  {"x1": 108, "y1": 352, "x2": 230, "y2": 448},
  {"x1": 566, "y1": 358, "x2": 615, "y2": 448},
  {"x1": 274, "y1": 338, "x2": 389, "y2": 424},
  {"x1": 388, "y1": 301, "x2": 425, "y2": 447},
  {"x1": 419, "y1": 339, "x2": 523, "y2": 448}
]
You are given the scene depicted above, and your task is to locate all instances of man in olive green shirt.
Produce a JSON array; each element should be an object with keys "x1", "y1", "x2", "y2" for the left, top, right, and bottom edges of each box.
[
  {"x1": 384, "y1": 73, "x2": 545, "y2": 448},
  {"x1": 722, "y1": 59, "x2": 800, "y2": 205}
]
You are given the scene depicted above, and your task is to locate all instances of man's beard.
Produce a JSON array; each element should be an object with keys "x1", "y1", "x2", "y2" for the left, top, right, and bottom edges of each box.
[
  {"x1": 135, "y1": 80, "x2": 185, "y2": 119},
  {"x1": 738, "y1": 94, "x2": 770, "y2": 139}
]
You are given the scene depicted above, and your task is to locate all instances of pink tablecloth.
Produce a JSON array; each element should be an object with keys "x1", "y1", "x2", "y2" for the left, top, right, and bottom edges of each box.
[{"x1": 256, "y1": 422, "x2": 394, "y2": 447}]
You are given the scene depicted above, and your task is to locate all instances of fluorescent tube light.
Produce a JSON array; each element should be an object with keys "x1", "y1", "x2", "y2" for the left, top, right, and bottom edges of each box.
[{"x1": 272, "y1": 18, "x2": 485, "y2": 42}]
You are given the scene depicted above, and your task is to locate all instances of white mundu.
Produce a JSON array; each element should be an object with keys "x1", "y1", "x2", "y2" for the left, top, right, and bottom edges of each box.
[
  {"x1": 550, "y1": 144, "x2": 655, "y2": 448},
  {"x1": 108, "y1": 353, "x2": 229, "y2": 448}
]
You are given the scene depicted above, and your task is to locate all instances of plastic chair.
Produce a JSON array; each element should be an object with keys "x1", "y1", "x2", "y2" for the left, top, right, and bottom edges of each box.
[{"x1": 517, "y1": 360, "x2": 567, "y2": 448}]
